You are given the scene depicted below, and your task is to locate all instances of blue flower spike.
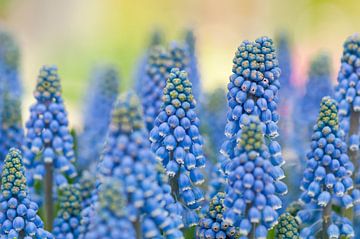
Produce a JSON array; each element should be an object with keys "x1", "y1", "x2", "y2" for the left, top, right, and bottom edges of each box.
[
  {"x1": 196, "y1": 192, "x2": 239, "y2": 239},
  {"x1": 52, "y1": 184, "x2": 82, "y2": 239},
  {"x1": 78, "y1": 65, "x2": 119, "y2": 171},
  {"x1": 221, "y1": 36, "x2": 284, "y2": 176},
  {"x1": 150, "y1": 68, "x2": 206, "y2": 225},
  {"x1": 223, "y1": 116, "x2": 287, "y2": 237},
  {"x1": 81, "y1": 179, "x2": 136, "y2": 239},
  {"x1": 23, "y1": 65, "x2": 77, "y2": 229},
  {"x1": 0, "y1": 148, "x2": 53, "y2": 238},
  {"x1": 98, "y1": 91, "x2": 184, "y2": 238},
  {"x1": 299, "y1": 96, "x2": 356, "y2": 238}
]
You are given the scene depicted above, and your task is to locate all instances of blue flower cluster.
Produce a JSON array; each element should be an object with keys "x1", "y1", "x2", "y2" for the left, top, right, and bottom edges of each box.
[
  {"x1": 196, "y1": 192, "x2": 239, "y2": 239},
  {"x1": 78, "y1": 65, "x2": 119, "y2": 171},
  {"x1": 185, "y1": 30, "x2": 201, "y2": 100},
  {"x1": 276, "y1": 32, "x2": 292, "y2": 95},
  {"x1": 223, "y1": 117, "x2": 287, "y2": 237},
  {"x1": 53, "y1": 185, "x2": 82, "y2": 239},
  {"x1": 23, "y1": 65, "x2": 77, "y2": 186},
  {"x1": 274, "y1": 212, "x2": 299, "y2": 239},
  {"x1": 150, "y1": 68, "x2": 206, "y2": 216},
  {"x1": 0, "y1": 148, "x2": 53, "y2": 238},
  {"x1": 98, "y1": 91, "x2": 184, "y2": 237},
  {"x1": 81, "y1": 179, "x2": 136, "y2": 239},
  {"x1": 297, "y1": 53, "x2": 333, "y2": 142},
  {"x1": 0, "y1": 31, "x2": 23, "y2": 167},
  {"x1": 0, "y1": 93, "x2": 23, "y2": 169},
  {"x1": 79, "y1": 171, "x2": 95, "y2": 209},
  {"x1": 141, "y1": 42, "x2": 189, "y2": 132},
  {"x1": 221, "y1": 36, "x2": 283, "y2": 171},
  {"x1": 298, "y1": 97, "x2": 356, "y2": 238}
]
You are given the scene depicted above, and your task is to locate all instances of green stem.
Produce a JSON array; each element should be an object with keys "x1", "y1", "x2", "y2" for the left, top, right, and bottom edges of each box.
[
  {"x1": 248, "y1": 223, "x2": 256, "y2": 239},
  {"x1": 322, "y1": 202, "x2": 332, "y2": 239},
  {"x1": 134, "y1": 219, "x2": 142, "y2": 239},
  {"x1": 45, "y1": 162, "x2": 53, "y2": 231},
  {"x1": 169, "y1": 151, "x2": 180, "y2": 201}
]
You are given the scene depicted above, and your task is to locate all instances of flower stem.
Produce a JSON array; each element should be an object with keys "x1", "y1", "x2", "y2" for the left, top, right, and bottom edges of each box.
[
  {"x1": 322, "y1": 201, "x2": 332, "y2": 239},
  {"x1": 249, "y1": 223, "x2": 256, "y2": 239},
  {"x1": 169, "y1": 151, "x2": 180, "y2": 200},
  {"x1": 45, "y1": 162, "x2": 54, "y2": 231},
  {"x1": 134, "y1": 219, "x2": 142, "y2": 239}
]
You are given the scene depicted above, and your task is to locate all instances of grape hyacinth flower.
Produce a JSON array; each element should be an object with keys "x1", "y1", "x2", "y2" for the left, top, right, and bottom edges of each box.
[
  {"x1": 150, "y1": 68, "x2": 206, "y2": 225},
  {"x1": 79, "y1": 171, "x2": 95, "y2": 209},
  {"x1": 223, "y1": 117, "x2": 287, "y2": 238},
  {"x1": 98, "y1": 91, "x2": 184, "y2": 237},
  {"x1": 220, "y1": 36, "x2": 284, "y2": 174},
  {"x1": 77, "y1": 65, "x2": 119, "y2": 171},
  {"x1": 196, "y1": 192, "x2": 239, "y2": 239},
  {"x1": 185, "y1": 30, "x2": 201, "y2": 100},
  {"x1": 81, "y1": 179, "x2": 136, "y2": 239},
  {"x1": 334, "y1": 34, "x2": 360, "y2": 231},
  {"x1": 0, "y1": 148, "x2": 53, "y2": 238},
  {"x1": 299, "y1": 97, "x2": 356, "y2": 238},
  {"x1": 23, "y1": 65, "x2": 77, "y2": 229},
  {"x1": 274, "y1": 213, "x2": 299, "y2": 239},
  {"x1": 0, "y1": 93, "x2": 23, "y2": 169},
  {"x1": 141, "y1": 42, "x2": 189, "y2": 132},
  {"x1": 52, "y1": 184, "x2": 82, "y2": 239}
]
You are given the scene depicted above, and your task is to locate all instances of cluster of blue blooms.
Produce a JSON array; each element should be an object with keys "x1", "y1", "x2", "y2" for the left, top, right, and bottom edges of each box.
[
  {"x1": 223, "y1": 117, "x2": 287, "y2": 237},
  {"x1": 23, "y1": 65, "x2": 77, "y2": 187},
  {"x1": 77, "y1": 65, "x2": 119, "y2": 171},
  {"x1": 52, "y1": 185, "x2": 82, "y2": 239},
  {"x1": 80, "y1": 179, "x2": 136, "y2": 239},
  {"x1": 221, "y1": 36, "x2": 284, "y2": 172},
  {"x1": 141, "y1": 42, "x2": 189, "y2": 132},
  {"x1": 98, "y1": 91, "x2": 184, "y2": 237},
  {"x1": 196, "y1": 192, "x2": 239, "y2": 239},
  {"x1": 150, "y1": 68, "x2": 206, "y2": 222},
  {"x1": 274, "y1": 212, "x2": 299, "y2": 239},
  {"x1": 0, "y1": 31, "x2": 23, "y2": 165},
  {"x1": 0, "y1": 148, "x2": 53, "y2": 238},
  {"x1": 298, "y1": 97, "x2": 356, "y2": 238}
]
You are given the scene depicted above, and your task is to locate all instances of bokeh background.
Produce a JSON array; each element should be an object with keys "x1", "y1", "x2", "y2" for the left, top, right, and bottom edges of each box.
[{"x1": 0, "y1": 0, "x2": 359, "y2": 127}]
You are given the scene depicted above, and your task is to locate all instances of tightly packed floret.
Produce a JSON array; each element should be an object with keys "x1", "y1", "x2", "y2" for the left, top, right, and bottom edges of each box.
[
  {"x1": 150, "y1": 68, "x2": 206, "y2": 214},
  {"x1": 82, "y1": 179, "x2": 136, "y2": 239},
  {"x1": 298, "y1": 97, "x2": 356, "y2": 238},
  {"x1": 79, "y1": 171, "x2": 95, "y2": 209},
  {"x1": 0, "y1": 93, "x2": 23, "y2": 168},
  {"x1": 141, "y1": 43, "x2": 189, "y2": 131},
  {"x1": 77, "y1": 65, "x2": 119, "y2": 171},
  {"x1": 23, "y1": 65, "x2": 77, "y2": 187},
  {"x1": 196, "y1": 192, "x2": 239, "y2": 239},
  {"x1": 221, "y1": 36, "x2": 283, "y2": 172},
  {"x1": 52, "y1": 185, "x2": 82, "y2": 238},
  {"x1": 0, "y1": 148, "x2": 53, "y2": 238},
  {"x1": 223, "y1": 117, "x2": 287, "y2": 237},
  {"x1": 274, "y1": 213, "x2": 299, "y2": 239},
  {"x1": 98, "y1": 91, "x2": 184, "y2": 238}
]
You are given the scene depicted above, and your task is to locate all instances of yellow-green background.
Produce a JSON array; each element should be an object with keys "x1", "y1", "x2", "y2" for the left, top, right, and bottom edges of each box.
[{"x1": 0, "y1": 0, "x2": 359, "y2": 126}]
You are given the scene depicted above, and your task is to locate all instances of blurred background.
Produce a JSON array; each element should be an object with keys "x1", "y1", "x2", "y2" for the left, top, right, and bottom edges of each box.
[{"x1": 0, "y1": 0, "x2": 359, "y2": 126}]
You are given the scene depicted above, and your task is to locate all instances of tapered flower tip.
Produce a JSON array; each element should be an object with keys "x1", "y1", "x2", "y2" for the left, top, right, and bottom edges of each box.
[
  {"x1": 58, "y1": 184, "x2": 82, "y2": 215},
  {"x1": 2, "y1": 92, "x2": 22, "y2": 125},
  {"x1": 275, "y1": 213, "x2": 300, "y2": 239},
  {"x1": 110, "y1": 91, "x2": 144, "y2": 132},
  {"x1": 343, "y1": 34, "x2": 360, "y2": 60},
  {"x1": 90, "y1": 65, "x2": 119, "y2": 97},
  {"x1": 169, "y1": 42, "x2": 189, "y2": 70},
  {"x1": 309, "y1": 52, "x2": 331, "y2": 77},
  {"x1": 185, "y1": 29, "x2": 195, "y2": 54},
  {"x1": 34, "y1": 65, "x2": 61, "y2": 100},
  {"x1": 163, "y1": 68, "x2": 194, "y2": 106},
  {"x1": 1, "y1": 148, "x2": 27, "y2": 199},
  {"x1": 149, "y1": 29, "x2": 164, "y2": 47},
  {"x1": 0, "y1": 30, "x2": 19, "y2": 69},
  {"x1": 98, "y1": 178, "x2": 126, "y2": 218},
  {"x1": 317, "y1": 97, "x2": 338, "y2": 131},
  {"x1": 238, "y1": 116, "x2": 264, "y2": 151},
  {"x1": 147, "y1": 45, "x2": 172, "y2": 75},
  {"x1": 232, "y1": 36, "x2": 280, "y2": 82}
]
